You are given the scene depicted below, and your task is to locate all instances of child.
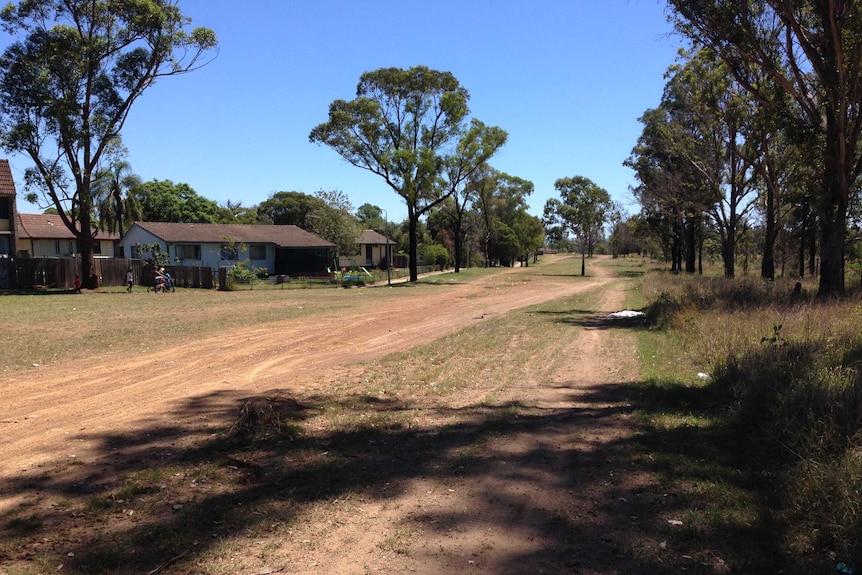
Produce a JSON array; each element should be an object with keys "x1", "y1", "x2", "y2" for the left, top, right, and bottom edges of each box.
[{"x1": 125, "y1": 267, "x2": 134, "y2": 292}]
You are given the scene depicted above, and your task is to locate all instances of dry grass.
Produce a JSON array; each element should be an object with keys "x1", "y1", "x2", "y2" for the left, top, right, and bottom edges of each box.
[
  {"x1": 639, "y1": 269, "x2": 862, "y2": 568},
  {"x1": 0, "y1": 284, "x2": 406, "y2": 373}
]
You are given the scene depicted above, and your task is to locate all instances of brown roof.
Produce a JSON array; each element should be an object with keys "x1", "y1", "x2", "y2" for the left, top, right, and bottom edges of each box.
[
  {"x1": 0, "y1": 159, "x2": 16, "y2": 197},
  {"x1": 357, "y1": 229, "x2": 395, "y2": 245},
  {"x1": 16, "y1": 213, "x2": 121, "y2": 240},
  {"x1": 134, "y1": 221, "x2": 335, "y2": 248}
]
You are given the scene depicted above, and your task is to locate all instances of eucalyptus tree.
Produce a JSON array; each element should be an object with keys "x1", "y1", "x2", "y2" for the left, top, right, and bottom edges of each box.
[
  {"x1": 310, "y1": 65, "x2": 504, "y2": 281},
  {"x1": 607, "y1": 201, "x2": 626, "y2": 259},
  {"x1": 474, "y1": 168, "x2": 534, "y2": 267},
  {"x1": 544, "y1": 176, "x2": 613, "y2": 276},
  {"x1": 440, "y1": 120, "x2": 508, "y2": 272},
  {"x1": 670, "y1": 0, "x2": 862, "y2": 295},
  {"x1": 0, "y1": 0, "x2": 217, "y2": 283},
  {"x1": 665, "y1": 49, "x2": 760, "y2": 277},
  {"x1": 749, "y1": 85, "x2": 818, "y2": 280},
  {"x1": 355, "y1": 203, "x2": 386, "y2": 232},
  {"x1": 508, "y1": 209, "x2": 545, "y2": 267},
  {"x1": 626, "y1": 106, "x2": 708, "y2": 272},
  {"x1": 310, "y1": 189, "x2": 360, "y2": 258}
]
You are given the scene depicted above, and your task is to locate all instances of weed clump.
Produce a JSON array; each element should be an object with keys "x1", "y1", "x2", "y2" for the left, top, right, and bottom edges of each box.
[{"x1": 227, "y1": 394, "x2": 307, "y2": 440}]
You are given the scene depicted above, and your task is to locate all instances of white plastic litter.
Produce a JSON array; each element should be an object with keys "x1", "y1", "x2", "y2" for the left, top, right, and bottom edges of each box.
[{"x1": 607, "y1": 310, "x2": 645, "y2": 319}]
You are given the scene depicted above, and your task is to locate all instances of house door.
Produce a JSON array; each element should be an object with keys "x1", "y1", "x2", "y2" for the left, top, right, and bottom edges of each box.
[{"x1": 365, "y1": 244, "x2": 373, "y2": 265}]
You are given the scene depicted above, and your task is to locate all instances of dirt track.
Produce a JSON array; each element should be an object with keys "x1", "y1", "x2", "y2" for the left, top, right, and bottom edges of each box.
[
  {"x1": 1, "y1": 260, "x2": 614, "y2": 486},
  {"x1": 2, "y1": 256, "x2": 656, "y2": 574}
]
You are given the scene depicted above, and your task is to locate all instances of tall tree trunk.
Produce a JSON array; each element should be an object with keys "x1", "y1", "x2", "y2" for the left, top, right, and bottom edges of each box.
[
  {"x1": 408, "y1": 211, "x2": 419, "y2": 282},
  {"x1": 798, "y1": 222, "x2": 806, "y2": 279},
  {"x1": 453, "y1": 231, "x2": 462, "y2": 273},
  {"x1": 817, "y1": 128, "x2": 849, "y2": 296},
  {"x1": 78, "y1": 210, "x2": 95, "y2": 288},
  {"x1": 115, "y1": 192, "x2": 125, "y2": 241},
  {"x1": 685, "y1": 218, "x2": 697, "y2": 274},
  {"x1": 761, "y1": 181, "x2": 776, "y2": 281},
  {"x1": 808, "y1": 220, "x2": 817, "y2": 277}
]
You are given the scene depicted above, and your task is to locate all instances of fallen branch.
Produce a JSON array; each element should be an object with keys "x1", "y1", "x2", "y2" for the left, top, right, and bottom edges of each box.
[{"x1": 147, "y1": 549, "x2": 189, "y2": 575}]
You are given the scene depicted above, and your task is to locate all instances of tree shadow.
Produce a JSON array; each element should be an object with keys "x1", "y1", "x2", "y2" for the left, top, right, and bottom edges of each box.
[
  {"x1": 0, "y1": 376, "x2": 806, "y2": 574},
  {"x1": 537, "y1": 306, "x2": 651, "y2": 330}
]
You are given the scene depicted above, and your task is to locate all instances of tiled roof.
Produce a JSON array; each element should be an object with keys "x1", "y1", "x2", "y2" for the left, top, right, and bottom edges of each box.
[
  {"x1": 16, "y1": 213, "x2": 121, "y2": 240},
  {"x1": 357, "y1": 229, "x2": 395, "y2": 245},
  {"x1": 134, "y1": 222, "x2": 335, "y2": 248},
  {"x1": 0, "y1": 159, "x2": 16, "y2": 196}
]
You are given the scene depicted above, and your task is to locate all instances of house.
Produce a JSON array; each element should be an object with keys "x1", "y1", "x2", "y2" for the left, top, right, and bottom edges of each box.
[
  {"x1": 0, "y1": 159, "x2": 17, "y2": 258},
  {"x1": 340, "y1": 229, "x2": 396, "y2": 269},
  {"x1": 119, "y1": 221, "x2": 336, "y2": 276},
  {"x1": 15, "y1": 213, "x2": 120, "y2": 258}
]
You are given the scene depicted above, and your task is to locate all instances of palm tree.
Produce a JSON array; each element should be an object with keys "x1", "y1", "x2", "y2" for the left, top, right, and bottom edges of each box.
[{"x1": 92, "y1": 160, "x2": 142, "y2": 240}]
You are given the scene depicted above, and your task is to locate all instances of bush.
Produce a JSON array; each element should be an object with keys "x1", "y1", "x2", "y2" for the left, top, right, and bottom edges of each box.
[{"x1": 420, "y1": 244, "x2": 450, "y2": 270}]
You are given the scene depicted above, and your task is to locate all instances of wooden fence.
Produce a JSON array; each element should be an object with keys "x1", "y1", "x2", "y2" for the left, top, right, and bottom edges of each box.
[
  {"x1": 142, "y1": 263, "x2": 214, "y2": 290},
  {"x1": 0, "y1": 257, "x2": 214, "y2": 290}
]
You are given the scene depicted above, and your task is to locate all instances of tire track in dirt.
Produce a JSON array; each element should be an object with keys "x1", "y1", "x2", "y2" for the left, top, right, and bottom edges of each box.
[
  {"x1": 0, "y1": 262, "x2": 611, "y2": 484},
  {"x1": 287, "y1": 263, "x2": 646, "y2": 574}
]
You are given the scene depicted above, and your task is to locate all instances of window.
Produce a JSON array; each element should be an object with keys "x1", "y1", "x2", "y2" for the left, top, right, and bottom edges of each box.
[
  {"x1": 175, "y1": 244, "x2": 201, "y2": 260},
  {"x1": 0, "y1": 197, "x2": 9, "y2": 219},
  {"x1": 92, "y1": 241, "x2": 101, "y2": 255},
  {"x1": 249, "y1": 244, "x2": 266, "y2": 260},
  {"x1": 220, "y1": 244, "x2": 238, "y2": 260}
]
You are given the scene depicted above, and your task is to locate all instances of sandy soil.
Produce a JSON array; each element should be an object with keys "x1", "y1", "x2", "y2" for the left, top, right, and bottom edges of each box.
[{"x1": 1, "y1": 256, "x2": 664, "y2": 574}]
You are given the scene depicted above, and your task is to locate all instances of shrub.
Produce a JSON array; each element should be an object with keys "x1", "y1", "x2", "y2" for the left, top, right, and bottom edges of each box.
[{"x1": 420, "y1": 243, "x2": 450, "y2": 270}]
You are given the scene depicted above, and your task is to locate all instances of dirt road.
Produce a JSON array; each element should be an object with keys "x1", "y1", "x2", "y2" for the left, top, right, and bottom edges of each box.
[
  {"x1": 1, "y1": 260, "x2": 613, "y2": 479},
  {"x1": 2, "y1": 256, "x2": 657, "y2": 574}
]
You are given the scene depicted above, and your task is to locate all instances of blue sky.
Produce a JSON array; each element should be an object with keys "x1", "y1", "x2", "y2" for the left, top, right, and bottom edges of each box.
[{"x1": 5, "y1": 0, "x2": 682, "y2": 224}]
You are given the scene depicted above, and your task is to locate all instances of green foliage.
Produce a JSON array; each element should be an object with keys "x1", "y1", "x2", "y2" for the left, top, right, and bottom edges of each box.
[
  {"x1": 473, "y1": 168, "x2": 537, "y2": 267},
  {"x1": 545, "y1": 176, "x2": 612, "y2": 274},
  {"x1": 131, "y1": 179, "x2": 221, "y2": 223},
  {"x1": 135, "y1": 242, "x2": 170, "y2": 268},
  {"x1": 257, "y1": 190, "x2": 360, "y2": 256},
  {"x1": 356, "y1": 203, "x2": 385, "y2": 231},
  {"x1": 218, "y1": 200, "x2": 260, "y2": 224},
  {"x1": 420, "y1": 243, "x2": 450, "y2": 269},
  {"x1": 312, "y1": 189, "x2": 360, "y2": 257},
  {"x1": 0, "y1": 0, "x2": 217, "y2": 281},
  {"x1": 258, "y1": 191, "x2": 323, "y2": 227},
  {"x1": 310, "y1": 65, "x2": 504, "y2": 282},
  {"x1": 225, "y1": 237, "x2": 266, "y2": 285}
]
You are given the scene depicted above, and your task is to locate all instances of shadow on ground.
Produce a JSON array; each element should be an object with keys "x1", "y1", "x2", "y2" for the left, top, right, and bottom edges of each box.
[{"x1": 0, "y1": 371, "x2": 808, "y2": 574}]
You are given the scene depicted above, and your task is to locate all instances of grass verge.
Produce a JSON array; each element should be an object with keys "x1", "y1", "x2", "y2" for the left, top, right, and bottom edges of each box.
[{"x1": 634, "y1": 269, "x2": 862, "y2": 573}]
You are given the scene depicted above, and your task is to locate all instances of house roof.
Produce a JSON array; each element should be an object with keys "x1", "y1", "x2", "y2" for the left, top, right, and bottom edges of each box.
[
  {"x1": 357, "y1": 229, "x2": 395, "y2": 245},
  {"x1": 16, "y1": 213, "x2": 121, "y2": 241},
  {"x1": 0, "y1": 159, "x2": 16, "y2": 197},
  {"x1": 132, "y1": 221, "x2": 335, "y2": 248}
]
